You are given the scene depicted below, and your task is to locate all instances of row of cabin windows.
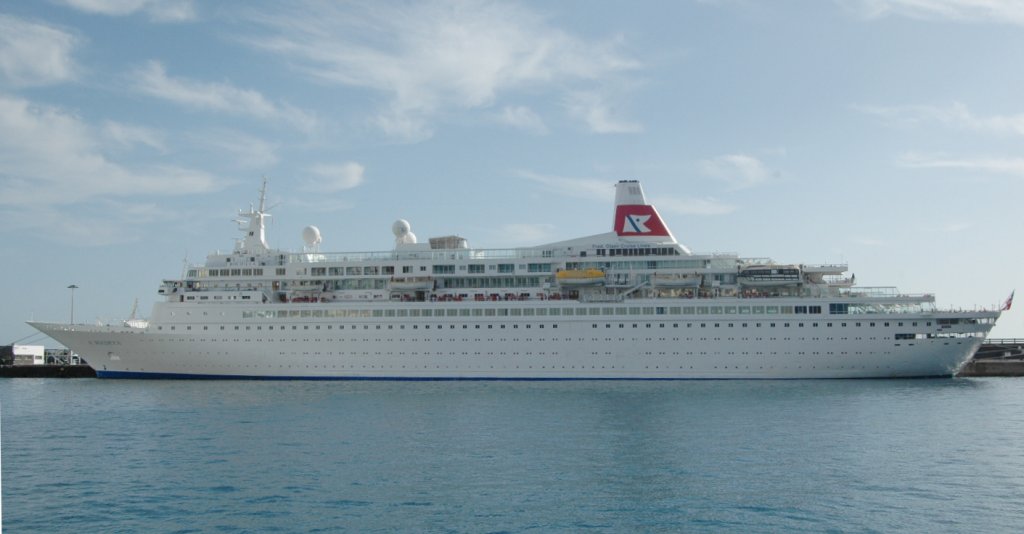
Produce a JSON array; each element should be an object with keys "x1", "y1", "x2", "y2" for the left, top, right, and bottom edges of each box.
[
  {"x1": 235, "y1": 304, "x2": 916, "y2": 320},
  {"x1": 594, "y1": 248, "x2": 680, "y2": 257},
  {"x1": 163, "y1": 320, "x2": 968, "y2": 337}
]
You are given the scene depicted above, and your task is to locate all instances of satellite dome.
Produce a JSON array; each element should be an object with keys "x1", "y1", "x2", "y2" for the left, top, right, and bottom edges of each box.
[
  {"x1": 393, "y1": 219, "x2": 417, "y2": 245},
  {"x1": 392, "y1": 219, "x2": 411, "y2": 236},
  {"x1": 302, "y1": 225, "x2": 322, "y2": 247}
]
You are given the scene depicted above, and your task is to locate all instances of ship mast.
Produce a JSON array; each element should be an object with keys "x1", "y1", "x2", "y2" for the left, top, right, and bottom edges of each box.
[{"x1": 235, "y1": 177, "x2": 271, "y2": 254}]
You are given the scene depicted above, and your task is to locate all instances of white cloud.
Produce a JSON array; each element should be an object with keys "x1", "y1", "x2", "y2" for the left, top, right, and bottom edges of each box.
[
  {"x1": 654, "y1": 196, "x2": 737, "y2": 216},
  {"x1": 857, "y1": 102, "x2": 1024, "y2": 136},
  {"x1": 849, "y1": 0, "x2": 1024, "y2": 26},
  {"x1": 498, "y1": 106, "x2": 548, "y2": 134},
  {"x1": 189, "y1": 129, "x2": 279, "y2": 169},
  {"x1": 853, "y1": 235, "x2": 886, "y2": 246},
  {"x1": 102, "y1": 120, "x2": 166, "y2": 151},
  {"x1": 899, "y1": 152, "x2": 1024, "y2": 175},
  {"x1": 0, "y1": 94, "x2": 220, "y2": 208},
  {"x1": 60, "y1": 0, "x2": 197, "y2": 23},
  {"x1": 698, "y1": 154, "x2": 774, "y2": 190},
  {"x1": 132, "y1": 61, "x2": 317, "y2": 132},
  {"x1": 302, "y1": 162, "x2": 366, "y2": 193},
  {"x1": 0, "y1": 199, "x2": 177, "y2": 246},
  {"x1": 0, "y1": 14, "x2": 78, "y2": 87},
  {"x1": 244, "y1": 1, "x2": 640, "y2": 140},
  {"x1": 943, "y1": 222, "x2": 972, "y2": 232},
  {"x1": 565, "y1": 91, "x2": 643, "y2": 134},
  {"x1": 518, "y1": 171, "x2": 614, "y2": 202}
]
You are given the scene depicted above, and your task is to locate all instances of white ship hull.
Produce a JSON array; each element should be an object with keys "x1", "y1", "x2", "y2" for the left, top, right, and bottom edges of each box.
[
  {"x1": 30, "y1": 299, "x2": 995, "y2": 379},
  {"x1": 30, "y1": 179, "x2": 1003, "y2": 380}
]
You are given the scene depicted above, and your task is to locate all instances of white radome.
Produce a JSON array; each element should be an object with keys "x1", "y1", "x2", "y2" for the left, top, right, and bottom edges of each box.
[
  {"x1": 393, "y1": 219, "x2": 417, "y2": 244},
  {"x1": 302, "y1": 225, "x2": 322, "y2": 247}
]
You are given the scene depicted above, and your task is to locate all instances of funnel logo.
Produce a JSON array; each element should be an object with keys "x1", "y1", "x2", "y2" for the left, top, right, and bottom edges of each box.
[
  {"x1": 623, "y1": 214, "x2": 652, "y2": 233},
  {"x1": 614, "y1": 205, "x2": 670, "y2": 236}
]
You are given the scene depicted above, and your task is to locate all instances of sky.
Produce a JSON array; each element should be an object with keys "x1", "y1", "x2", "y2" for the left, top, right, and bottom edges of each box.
[{"x1": 2, "y1": 0, "x2": 1023, "y2": 346}]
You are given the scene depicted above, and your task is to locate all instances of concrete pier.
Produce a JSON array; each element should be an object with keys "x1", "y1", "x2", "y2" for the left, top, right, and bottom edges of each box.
[
  {"x1": 0, "y1": 364, "x2": 96, "y2": 378},
  {"x1": 958, "y1": 339, "x2": 1024, "y2": 377}
]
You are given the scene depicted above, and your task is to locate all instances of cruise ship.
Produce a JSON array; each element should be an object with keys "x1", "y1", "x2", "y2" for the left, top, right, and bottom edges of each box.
[{"x1": 31, "y1": 180, "x2": 1001, "y2": 379}]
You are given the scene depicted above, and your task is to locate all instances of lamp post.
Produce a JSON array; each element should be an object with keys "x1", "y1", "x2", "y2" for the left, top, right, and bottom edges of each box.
[{"x1": 67, "y1": 284, "x2": 78, "y2": 324}]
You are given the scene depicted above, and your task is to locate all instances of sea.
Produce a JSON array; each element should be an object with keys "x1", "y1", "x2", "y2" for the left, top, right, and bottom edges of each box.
[{"x1": 2, "y1": 378, "x2": 1024, "y2": 533}]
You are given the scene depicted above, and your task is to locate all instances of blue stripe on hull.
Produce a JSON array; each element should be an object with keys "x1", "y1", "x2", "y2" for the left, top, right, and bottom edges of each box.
[{"x1": 94, "y1": 370, "x2": 953, "y2": 380}]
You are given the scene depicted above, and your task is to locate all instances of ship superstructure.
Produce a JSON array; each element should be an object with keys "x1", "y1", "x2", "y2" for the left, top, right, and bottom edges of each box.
[{"x1": 31, "y1": 180, "x2": 1000, "y2": 379}]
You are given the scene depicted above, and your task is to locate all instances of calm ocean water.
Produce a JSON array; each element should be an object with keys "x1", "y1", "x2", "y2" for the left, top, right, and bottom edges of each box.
[{"x1": 3, "y1": 378, "x2": 1024, "y2": 532}]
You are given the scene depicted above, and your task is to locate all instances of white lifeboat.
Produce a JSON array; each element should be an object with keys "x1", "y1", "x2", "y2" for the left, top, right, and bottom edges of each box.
[
  {"x1": 556, "y1": 269, "x2": 605, "y2": 286},
  {"x1": 738, "y1": 265, "x2": 801, "y2": 287},
  {"x1": 651, "y1": 274, "x2": 702, "y2": 288}
]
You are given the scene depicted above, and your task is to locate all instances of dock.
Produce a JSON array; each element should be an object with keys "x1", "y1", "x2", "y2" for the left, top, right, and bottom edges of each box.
[
  {"x1": 0, "y1": 364, "x2": 96, "y2": 378},
  {"x1": 958, "y1": 339, "x2": 1024, "y2": 377}
]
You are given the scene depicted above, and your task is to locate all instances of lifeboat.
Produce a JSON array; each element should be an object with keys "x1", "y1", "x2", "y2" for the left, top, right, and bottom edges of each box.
[
  {"x1": 388, "y1": 277, "x2": 434, "y2": 290},
  {"x1": 555, "y1": 269, "x2": 605, "y2": 286},
  {"x1": 737, "y1": 265, "x2": 801, "y2": 287},
  {"x1": 651, "y1": 274, "x2": 702, "y2": 288}
]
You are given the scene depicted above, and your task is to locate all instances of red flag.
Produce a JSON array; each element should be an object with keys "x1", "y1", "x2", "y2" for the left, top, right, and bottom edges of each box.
[{"x1": 1002, "y1": 290, "x2": 1015, "y2": 311}]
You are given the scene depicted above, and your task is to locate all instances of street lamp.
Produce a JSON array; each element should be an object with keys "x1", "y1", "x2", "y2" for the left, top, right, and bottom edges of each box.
[{"x1": 67, "y1": 284, "x2": 78, "y2": 324}]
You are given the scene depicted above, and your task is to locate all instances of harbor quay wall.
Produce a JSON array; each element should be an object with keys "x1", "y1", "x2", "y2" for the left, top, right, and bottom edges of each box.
[
  {"x1": 958, "y1": 359, "x2": 1024, "y2": 377},
  {"x1": 0, "y1": 364, "x2": 95, "y2": 378}
]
